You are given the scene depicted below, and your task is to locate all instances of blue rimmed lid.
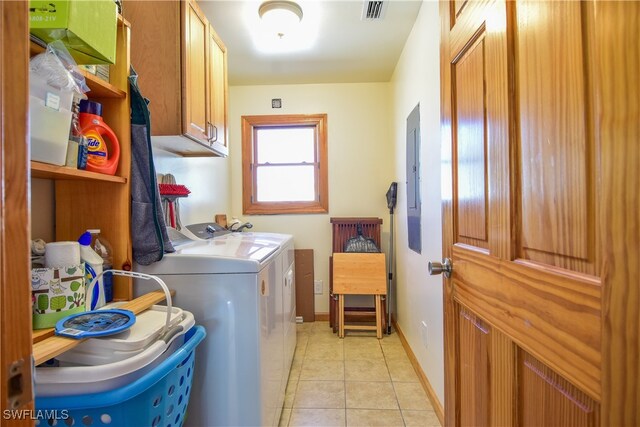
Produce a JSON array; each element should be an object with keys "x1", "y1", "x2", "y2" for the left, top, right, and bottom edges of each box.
[{"x1": 55, "y1": 309, "x2": 135, "y2": 339}]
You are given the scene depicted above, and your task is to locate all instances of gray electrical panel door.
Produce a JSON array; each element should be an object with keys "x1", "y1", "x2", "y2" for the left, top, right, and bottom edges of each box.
[{"x1": 406, "y1": 104, "x2": 421, "y2": 253}]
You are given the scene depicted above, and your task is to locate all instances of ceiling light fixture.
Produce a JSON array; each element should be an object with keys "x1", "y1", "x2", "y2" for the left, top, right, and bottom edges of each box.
[{"x1": 258, "y1": 0, "x2": 303, "y2": 38}]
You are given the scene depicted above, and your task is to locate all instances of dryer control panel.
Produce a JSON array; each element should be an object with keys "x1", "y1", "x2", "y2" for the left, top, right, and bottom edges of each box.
[{"x1": 185, "y1": 222, "x2": 231, "y2": 239}]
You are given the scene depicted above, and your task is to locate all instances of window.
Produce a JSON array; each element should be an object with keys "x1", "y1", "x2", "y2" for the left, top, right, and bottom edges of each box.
[{"x1": 242, "y1": 114, "x2": 328, "y2": 214}]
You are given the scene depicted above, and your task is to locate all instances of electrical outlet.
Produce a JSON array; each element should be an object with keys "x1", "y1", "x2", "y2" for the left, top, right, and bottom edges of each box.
[
  {"x1": 421, "y1": 321, "x2": 428, "y2": 350},
  {"x1": 314, "y1": 280, "x2": 323, "y2": 295}
]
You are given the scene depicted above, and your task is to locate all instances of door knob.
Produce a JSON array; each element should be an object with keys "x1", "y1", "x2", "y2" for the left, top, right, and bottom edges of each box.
[{"x1": 428, "y1": 258, "x2": 453, "y2": 278}]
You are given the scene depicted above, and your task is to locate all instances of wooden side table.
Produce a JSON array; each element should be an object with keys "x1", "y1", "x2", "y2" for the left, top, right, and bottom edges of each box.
[
  {"x1": 329, "y1": 217, "x2": 385, "y2": 333},
  {"x1": 333, "y1": 253, "x2": 387, "y2": 338}
]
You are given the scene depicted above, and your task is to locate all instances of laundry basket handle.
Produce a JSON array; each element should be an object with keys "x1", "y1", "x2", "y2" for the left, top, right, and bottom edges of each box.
[{"x1": 87, "y1": 270, "x2": 173, "y2": 335}]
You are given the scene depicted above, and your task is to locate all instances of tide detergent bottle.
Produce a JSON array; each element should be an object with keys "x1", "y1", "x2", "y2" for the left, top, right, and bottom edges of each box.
[{"x1": 79, "y1": 100, "x2": 120, "y2": 175}]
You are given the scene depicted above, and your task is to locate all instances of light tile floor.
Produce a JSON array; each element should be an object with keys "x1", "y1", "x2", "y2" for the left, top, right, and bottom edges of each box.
[{"x1": 279, "y1": 321, "x2": 442, "y2": 427}]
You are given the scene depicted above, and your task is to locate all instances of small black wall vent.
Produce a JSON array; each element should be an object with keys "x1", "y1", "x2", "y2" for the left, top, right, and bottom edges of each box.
[{"x1": 362, "y1": 1, "x2": 386, "y2": 20}]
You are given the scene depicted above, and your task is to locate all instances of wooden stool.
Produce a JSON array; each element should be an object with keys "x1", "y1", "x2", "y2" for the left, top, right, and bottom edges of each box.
[{"x1": 332, "y1": 253, "x2": 387, "y2": 339}]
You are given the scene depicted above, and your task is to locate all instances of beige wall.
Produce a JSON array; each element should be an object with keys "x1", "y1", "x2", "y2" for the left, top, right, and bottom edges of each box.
[
  {"x1": 228, "y1": 83, "x2": 395, "y2": 312},
  {"x1": 390, "y1": 1, "x2": 444, "y2": 405},
  {"x1": 153, "y1": 150, "x2": 231, "y2": 226}
]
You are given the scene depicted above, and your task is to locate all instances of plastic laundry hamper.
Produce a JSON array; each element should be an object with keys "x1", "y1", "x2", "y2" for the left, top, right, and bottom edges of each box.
[
  {"x1": 35, "y1": 325, "x2": 205, "y2": 427},
  {"x1": 35, "y1": 309, "x2": 196, "y2": 396}
]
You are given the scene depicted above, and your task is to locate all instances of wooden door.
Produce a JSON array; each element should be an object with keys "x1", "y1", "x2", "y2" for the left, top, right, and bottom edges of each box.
[
  {"x1": 208, "y1": 25, "x2": 228, "y2": 155},
  {"x1": 1, "y1": 1, "x2": 34, "y2": 422},
  {"x1": 440, "y1": 0, "x2": 639, "y2": 425},
  {"x1": 183, "y1": 0, "x2": 209, "y2": 145}
]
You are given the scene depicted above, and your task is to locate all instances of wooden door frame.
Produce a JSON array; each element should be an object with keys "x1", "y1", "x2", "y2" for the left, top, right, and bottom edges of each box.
[{"x1": 1, "y1": 1, "x2": 34, "y2": 423}]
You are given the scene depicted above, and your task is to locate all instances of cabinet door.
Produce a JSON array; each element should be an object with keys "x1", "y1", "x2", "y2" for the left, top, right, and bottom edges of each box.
[
  {"x1": 208, "y1": 25, "x2": 228, "y2": 155},
  {"x1": 183, "y1": 0, "x2": 209, "y2": 145}
]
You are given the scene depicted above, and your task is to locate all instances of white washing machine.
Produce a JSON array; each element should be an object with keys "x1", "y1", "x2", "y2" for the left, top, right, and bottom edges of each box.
[{"x1": 134, "y1": 227, "x2": 296, "y2": 427}]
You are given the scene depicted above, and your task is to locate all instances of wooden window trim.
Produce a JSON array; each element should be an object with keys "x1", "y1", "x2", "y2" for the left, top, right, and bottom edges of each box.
[{"x1": 242, "y1": 114, "x2": 329, "y2": 215}]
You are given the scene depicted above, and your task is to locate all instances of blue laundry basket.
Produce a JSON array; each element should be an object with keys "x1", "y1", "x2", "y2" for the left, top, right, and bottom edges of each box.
[{"x1": 36, "y1": 326, "x2": 206, "y2": 427}]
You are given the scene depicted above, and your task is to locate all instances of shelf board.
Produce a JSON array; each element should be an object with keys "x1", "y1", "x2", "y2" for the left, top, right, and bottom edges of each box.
[
  {"x1": 79, "y1": 68, "x2": 126, "y2": 99},
  {"x1": 33, "y1": 290, "x2": 176, "y2": 365},
  {"x1": 29, "y1": 41, "x2": 126, "y2": 99},
  {"x1": 31, "y1": 161, "x2": 127, "y2": 183}
]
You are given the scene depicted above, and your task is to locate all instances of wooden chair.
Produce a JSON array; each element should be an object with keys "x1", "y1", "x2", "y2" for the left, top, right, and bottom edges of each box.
[{"x1": 332, "y1": 252, "x2": 387, "y2": 339}]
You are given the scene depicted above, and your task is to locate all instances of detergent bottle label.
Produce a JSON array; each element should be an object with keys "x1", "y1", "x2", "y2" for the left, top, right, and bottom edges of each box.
[{"x1": 84, "y1": 129, "x2": 108, "y2": 166}]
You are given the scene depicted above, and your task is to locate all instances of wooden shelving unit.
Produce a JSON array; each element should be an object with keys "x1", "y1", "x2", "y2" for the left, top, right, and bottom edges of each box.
[
  {"x1": 31, "y1": 161, "x2": 127, "y2": 183},
  {"x1": 29, "y1": 12, "x2": 136, "y2": 365}
]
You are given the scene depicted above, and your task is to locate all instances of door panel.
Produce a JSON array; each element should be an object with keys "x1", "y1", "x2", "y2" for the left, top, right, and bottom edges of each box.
[
  {"x1": 458, "y1": 307, "x2": 490, "y2": 427},
  {"x1": 516, "y1": 0, "x2": 597, "y2": 274},
  {"x1": 519, "y1": 351, "x2": 600, "y2": 426},
  {"x1": 489, "y1": 329, "x2": 516, "y2": 427},
  {"x1": 453, "y1": 35, "x2": 489, "y2": 247},
  {"x1": 440, "y1": 0, "x2": 639, "y2": 425}
]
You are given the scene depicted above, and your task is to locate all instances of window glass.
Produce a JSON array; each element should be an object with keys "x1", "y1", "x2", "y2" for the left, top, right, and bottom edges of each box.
[
  {"x1": 256, "y1": 127, "x2": 315, "y2": 164},
  {"x1": 256, "y1": 165, "x2": 315, "y2": 201}
]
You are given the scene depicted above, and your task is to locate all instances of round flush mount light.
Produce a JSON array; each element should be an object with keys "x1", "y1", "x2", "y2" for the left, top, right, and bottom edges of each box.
[
  {"x1": 259, "y1": 1, "x2": 304, "y2": 21},
  {"x1": 258, "y1": 0, "x2": 303, "y2": 38}
]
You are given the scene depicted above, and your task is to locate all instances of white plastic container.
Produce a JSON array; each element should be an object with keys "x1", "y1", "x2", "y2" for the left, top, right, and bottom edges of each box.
[
  {"x1": 78, "y1": 231, "x2": 104, "y2": 310},
  {"x1": 35, "y1": 309, "x2": 195, "y2": 397},
  {"x1": 56, "y1": 306, "x2": 191, "y2": 365},
  {"x1": 87, "y1": 229, "x2": 114, "y2": 302},
  {"x1": 29, "y1": 74, "x2": 74, "y2": 166}
]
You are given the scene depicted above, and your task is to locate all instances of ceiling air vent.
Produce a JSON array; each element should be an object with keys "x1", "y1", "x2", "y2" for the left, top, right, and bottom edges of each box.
[{"x1": 362, "y1": 1, "x2": 386, "y2": 20}]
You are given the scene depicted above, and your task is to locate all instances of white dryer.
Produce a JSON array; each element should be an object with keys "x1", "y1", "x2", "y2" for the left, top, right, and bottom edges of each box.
[{"x1": 134, "y1": 228, "x2": 296, "y2": 427}]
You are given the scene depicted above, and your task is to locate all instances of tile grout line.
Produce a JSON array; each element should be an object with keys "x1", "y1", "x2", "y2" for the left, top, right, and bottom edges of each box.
[
  {"x1": 382, "y1": 341, "x2": 408, "y2": 427},
  {"x1": 289, "y1": 323, "x2": 435, "y2": 427}
]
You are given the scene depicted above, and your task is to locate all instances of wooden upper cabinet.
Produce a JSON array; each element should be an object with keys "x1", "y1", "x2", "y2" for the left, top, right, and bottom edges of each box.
[
  {"x1": 184, "y1": 0, "x2": 209, "y2": 145},
  {"x1": 124, "y1": 0, "x2": 229, "y2": 157},
  {"x1": 208, "y1": 24, "x2": 229, "y2": 156}
]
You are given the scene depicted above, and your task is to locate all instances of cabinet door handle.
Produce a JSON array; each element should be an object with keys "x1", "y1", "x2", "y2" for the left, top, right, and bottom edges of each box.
[
  {"x1": 211, "y1": 125, "x2": 218, "y2": 143},
  {"x1": 207, "y1": 121, "x2": 218, "y2": 145}
]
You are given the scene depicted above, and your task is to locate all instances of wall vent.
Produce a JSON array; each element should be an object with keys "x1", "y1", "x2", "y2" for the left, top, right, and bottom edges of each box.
[{"x1": 362, "y1": 1, "x2": 386, "y2": 20}]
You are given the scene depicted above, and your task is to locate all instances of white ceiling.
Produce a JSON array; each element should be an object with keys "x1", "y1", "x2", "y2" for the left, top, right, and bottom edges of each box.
[{"x1": 199, "y1": 0, "x2": 423, "y2": 86}]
